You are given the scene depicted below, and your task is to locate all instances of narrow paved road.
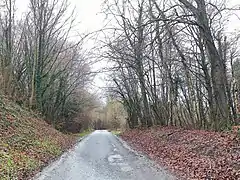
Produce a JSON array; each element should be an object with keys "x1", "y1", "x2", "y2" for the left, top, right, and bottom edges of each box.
[{"x1": 35, "y1": 130, "x2": 175, "y2": 180}]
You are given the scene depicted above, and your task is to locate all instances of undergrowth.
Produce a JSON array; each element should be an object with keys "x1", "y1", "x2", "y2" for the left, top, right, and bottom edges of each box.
[{"x1": 0, "y1": 95, "x2": 76, "y2": 179}]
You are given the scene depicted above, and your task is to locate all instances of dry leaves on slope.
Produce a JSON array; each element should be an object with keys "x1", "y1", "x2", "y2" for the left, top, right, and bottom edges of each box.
[{"x1": 121, "y1": 126, "x2": 240, "y2": 180}]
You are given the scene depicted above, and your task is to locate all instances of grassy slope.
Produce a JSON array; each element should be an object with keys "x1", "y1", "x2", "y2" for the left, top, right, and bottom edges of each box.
[{"x1": 0, "y1": 96, "x2": 77, "y2": 180}]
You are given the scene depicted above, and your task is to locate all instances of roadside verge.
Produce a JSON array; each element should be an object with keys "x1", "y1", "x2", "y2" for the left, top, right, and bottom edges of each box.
[{"x1": 121, "y1": 126, "x2": 239, "y2": 179}]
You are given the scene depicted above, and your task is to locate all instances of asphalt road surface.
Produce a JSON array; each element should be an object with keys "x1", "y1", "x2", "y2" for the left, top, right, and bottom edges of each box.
[{"x1": 34, "y1": 130, "x2": 176, "y2": 180}]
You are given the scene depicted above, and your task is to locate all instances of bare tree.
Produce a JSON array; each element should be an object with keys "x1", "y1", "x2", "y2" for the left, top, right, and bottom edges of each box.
[{"x1": 102, "y1": 0, "x2": 240, "y2": 130}]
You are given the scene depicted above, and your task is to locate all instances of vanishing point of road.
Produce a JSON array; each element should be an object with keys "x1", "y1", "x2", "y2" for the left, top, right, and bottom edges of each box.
[{"x1": 34, "y1": 130, "x2": 176, "y2": 180}]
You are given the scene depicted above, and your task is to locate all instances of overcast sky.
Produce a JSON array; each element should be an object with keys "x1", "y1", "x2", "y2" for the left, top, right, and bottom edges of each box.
[
  {"x1": 15, "y1": 0, "x2": 104, "y2": 32},
  {"x1": 14, "y1": 0, "x2": 240, "y2": 38}
]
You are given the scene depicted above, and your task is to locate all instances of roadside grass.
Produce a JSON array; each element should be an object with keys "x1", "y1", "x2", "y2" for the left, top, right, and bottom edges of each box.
[
  {"x1": 111, "y1": 130, "x2": 122, "y2": 136},
  {"x1": 78, "y1": 129, "x2": 93, "y2": 138}
]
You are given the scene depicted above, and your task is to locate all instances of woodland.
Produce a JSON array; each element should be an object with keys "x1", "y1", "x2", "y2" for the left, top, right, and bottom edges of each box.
[
  {"x1": 102, "y1": 0, "x2": 240, "y2": 131},
  {"x1": 0, "y1": 0, "x2": 240, "y2": 179}
]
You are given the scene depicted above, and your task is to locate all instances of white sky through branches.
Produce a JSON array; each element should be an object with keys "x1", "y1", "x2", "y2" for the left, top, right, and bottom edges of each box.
[{"x1": 15, "y1": 0, "x2": 240, "y2": 99}]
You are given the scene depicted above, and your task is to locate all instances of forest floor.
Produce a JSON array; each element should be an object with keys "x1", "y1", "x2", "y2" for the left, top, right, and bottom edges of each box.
[
  {"x1": 0, "y1": 96, "x2": 77, "y2": 180},
  {"x1": 121, "y1": 126, "x2": 240, "y2": 180}
]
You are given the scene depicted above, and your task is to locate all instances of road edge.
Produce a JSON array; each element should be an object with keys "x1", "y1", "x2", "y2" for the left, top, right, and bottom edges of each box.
[
  {"x1": 114, "y1": 134, "x2": 178, "y2": 180},
  {"x1": 31, "y1": 135, "x2": 89, "y2": 180}
]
